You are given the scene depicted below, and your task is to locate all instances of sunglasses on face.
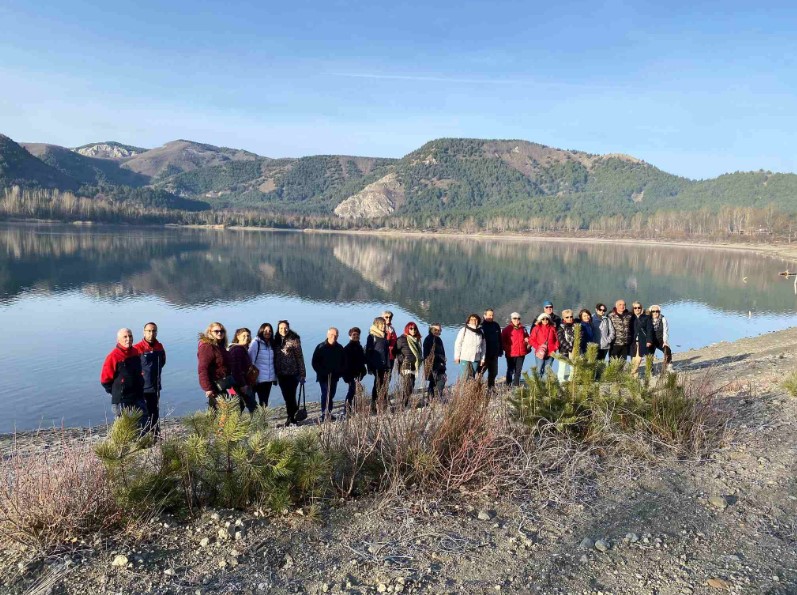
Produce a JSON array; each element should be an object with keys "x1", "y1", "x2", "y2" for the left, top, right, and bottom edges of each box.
[
  {"x1": 212, "y1": 329, "x2": 225, "y2": 334},
  {"x1": 651, "y1": 310, "x2": 660, "y2": 313},
  {"x1": 633, "y1": 306, "x2": 642, "y2": 310},
  {"x1": 597, "y1": 308, "x2": 606, "y2": 312},
  {"x1": 564, "y1": 316, "x2": 573, "y2": 320}
]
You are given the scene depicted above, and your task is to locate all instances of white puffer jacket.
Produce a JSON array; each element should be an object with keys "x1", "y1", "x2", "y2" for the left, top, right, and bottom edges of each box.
[{"x1": 454, "y1": 325, "x2": 486, "y2": 363}]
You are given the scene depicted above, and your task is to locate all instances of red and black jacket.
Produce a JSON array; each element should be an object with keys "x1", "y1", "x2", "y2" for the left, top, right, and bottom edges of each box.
[
  {"x1": 100, "y1": 344, "x2": 145, "y2": 405},
  {"x1": 134, "y1": 339, "x2": 166, "y2": 394}
]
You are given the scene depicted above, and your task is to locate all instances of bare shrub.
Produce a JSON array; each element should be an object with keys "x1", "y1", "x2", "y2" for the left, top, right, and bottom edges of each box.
[{"x1": 0, "y1": 433, "x2": 121, "y2": 551}]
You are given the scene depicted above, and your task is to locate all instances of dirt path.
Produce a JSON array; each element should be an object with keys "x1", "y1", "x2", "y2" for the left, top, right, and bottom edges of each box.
[{"x1": 2, "y1": 330, "x2": 796, "y2": 594}]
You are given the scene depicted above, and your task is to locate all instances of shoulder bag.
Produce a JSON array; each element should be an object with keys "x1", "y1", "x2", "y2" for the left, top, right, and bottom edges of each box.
[{"x1": 294, "y1": 383, "x2": 308, "y2": 422}]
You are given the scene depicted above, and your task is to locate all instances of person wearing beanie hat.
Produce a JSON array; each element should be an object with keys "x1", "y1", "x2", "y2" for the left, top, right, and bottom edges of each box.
[{"x1": 542, "y1": 300, "x2": 562, "y2": 329}]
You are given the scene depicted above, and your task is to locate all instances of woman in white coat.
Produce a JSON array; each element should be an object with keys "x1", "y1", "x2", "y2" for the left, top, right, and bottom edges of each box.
[{"x1": 454, "y1": 313, "x2": 487, "y2": 380}]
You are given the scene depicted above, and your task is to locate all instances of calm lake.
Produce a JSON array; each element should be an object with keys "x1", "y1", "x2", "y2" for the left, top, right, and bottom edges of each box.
[{"x1": 1, "y1": 223, "x2": 795, "y2": 433}]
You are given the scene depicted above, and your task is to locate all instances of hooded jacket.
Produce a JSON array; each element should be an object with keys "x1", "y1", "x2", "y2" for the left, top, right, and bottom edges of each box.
[
  {"x1": 652, "y1": 315, "x2": 670, "y2": 345},
  {"x1": 591, "y1": 315, "x2": 616, "y2": 350},
  {"x1": 134, "y1": 339, "x2": 165, "y2": 394},
  {"x1": 101, "y1": 344, "x2": 144, "y2": 405},
  {"x1": 529, "y1": 323, "x2": 559, "y2": 356},
  {"x1": 501, "y1": 323, "x2": 529, "y2": 357},
  {"x1": 248, "y1": 338, "x2": 276, "y2": 383},
  {"x1": 197, "y1": 334, "x2": 230, "y2": 393}
]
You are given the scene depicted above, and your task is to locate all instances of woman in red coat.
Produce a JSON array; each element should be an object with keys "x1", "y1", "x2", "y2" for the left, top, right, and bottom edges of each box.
[
  {"x1": 529, "y1": 313, "x2": 559, "y2": 376},
  {"x1": 197, "y1": 321, "x2": 231, "y2": 411},
  {"x1": 501, "y1": 312, "x2": 529, "y2": 387}
]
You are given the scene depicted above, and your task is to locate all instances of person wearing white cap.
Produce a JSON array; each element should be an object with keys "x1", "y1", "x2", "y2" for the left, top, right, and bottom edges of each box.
[{"x1": 501, "y1": 312, "x2": 529, "y2": 386}]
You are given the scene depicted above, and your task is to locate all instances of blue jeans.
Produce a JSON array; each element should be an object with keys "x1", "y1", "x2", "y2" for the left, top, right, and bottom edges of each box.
[
  {"x1": 113, "y1": 398, "x2": 148, "y2": 431},
  {"x1": 319, "y1": 376, "x2": 339, "y2": 416},
  {"x1": 536, "y1": 356, "x2": 553, "y2": 376}
]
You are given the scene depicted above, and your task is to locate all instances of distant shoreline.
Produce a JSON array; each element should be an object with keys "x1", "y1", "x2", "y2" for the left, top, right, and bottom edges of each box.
[{"x1": 6, "y1": 217, "x2": 797, "y2": 265}]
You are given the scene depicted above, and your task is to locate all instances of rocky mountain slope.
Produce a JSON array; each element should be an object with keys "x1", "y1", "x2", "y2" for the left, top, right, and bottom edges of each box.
[
  {"x1": 21, "y1": 143, "x2": 149, "y2": 187},
  {"x1": 3, "y1": 132, "x2": 797, "y2": 220}
]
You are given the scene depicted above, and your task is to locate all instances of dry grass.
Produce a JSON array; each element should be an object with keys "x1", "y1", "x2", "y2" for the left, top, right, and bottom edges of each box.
[{"x1": 0, "y1": 432, "x2": 122, "y2": 551}]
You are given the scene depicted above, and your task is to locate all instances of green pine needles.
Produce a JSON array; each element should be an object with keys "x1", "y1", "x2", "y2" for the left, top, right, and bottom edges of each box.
[
  {"x1": 509, "y1": 326, "x2": 724, "y2": 453},
  {"x1": 96, "y1": 398, "x2": 329, "y2": 516}
]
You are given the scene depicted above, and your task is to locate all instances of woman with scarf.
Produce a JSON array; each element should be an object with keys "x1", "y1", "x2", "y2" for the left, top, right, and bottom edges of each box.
[
  {"x1": 395, "y1": 321, "x2": 422, "y2": 406},
  {"x1": 228, "y1": 327, "x2": 258, "y2": 413},
  {"x1": 365, "y1": 316, "x2": 391, "y2": 407},
  {"x1": 556, "y1": 309, "x2": 577, "y2": 382},
  {"x1": 197, "y1": 321, "x2": 231, "y2": 411},
  {"x1": 649, "y1": 304, "x2": 672, "y2": 372},
  {"x1": 454, "y1": 313, "x2": 487, "y2": 380}
]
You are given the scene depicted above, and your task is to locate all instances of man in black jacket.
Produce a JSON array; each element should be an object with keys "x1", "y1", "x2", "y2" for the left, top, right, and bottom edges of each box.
[
  {"x1": 481, "y1": 308, "x2": 503, "y2": 392},
  {"x1": 312, "y1": 327, "x2": 347, "y2": 422},
  {"x1": 341, "y1": 327, "x2": 367, "y2": 414}
]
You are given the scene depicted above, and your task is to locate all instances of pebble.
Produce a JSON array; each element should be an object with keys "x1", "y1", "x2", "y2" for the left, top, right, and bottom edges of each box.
[
  {"x1": 707, "y1": 577, "x2": 730, "y2": 589},
  {"x1": 579, "y1": 538, "x2": 595, "y2": 549},
  {"x1": 625, "y1": 532, "x2": 639, "y2": 543},
  {"x1": 218, "y1": 528, "x2": 231, "y2": 540},
  {"x1": 164, "y1": 568, "x2": 175, "y2": 576},
  {"x1": 111, "y1": 554, "x2": 128, "y2": 568},
  {"x1": 477, "y1": 509, "x2": 494, "y2": 521},
  {"x1": 709, "y1": 496, "x2": 728, "y2": 510},
  {"x1": 200, "y1": 537, "x2": 210, "y2": 547},
  {"x1": 377, "y1": 583, "x2": 388, "y2": 593},
  {"x1": 594, "y1": 539, "x2": 610, "y2": 553}
]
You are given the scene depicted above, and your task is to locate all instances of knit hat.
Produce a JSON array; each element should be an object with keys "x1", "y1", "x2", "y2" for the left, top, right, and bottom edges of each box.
[{"x1": 536, "y1": 313, "x2": 551, "y2": 323}]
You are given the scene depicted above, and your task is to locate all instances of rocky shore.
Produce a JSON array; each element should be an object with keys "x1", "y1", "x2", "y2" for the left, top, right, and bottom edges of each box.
[{"x1": 2, "y1": 328, "x2": 796, "y2": 594}]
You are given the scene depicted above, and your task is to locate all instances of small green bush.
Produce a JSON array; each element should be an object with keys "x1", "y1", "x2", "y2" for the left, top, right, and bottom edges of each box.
[{"x1": 97, "y1": 398, "x2": 329, "y2": 516}]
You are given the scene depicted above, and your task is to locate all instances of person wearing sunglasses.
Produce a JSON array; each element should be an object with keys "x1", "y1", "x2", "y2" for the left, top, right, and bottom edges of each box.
[
  {"x1": 395, "y1": 322, "x2": 423, "y2": 406},
  {"x1": 502, "y1": 312, "x2": 530, "y2": 386},
  {"x1": 591, "y1": 303, "x2": 615, "y2": 361},
  {"x1": 556, "y1": 309, "x2": 577, "y2": 382},
  {"x1": 648, "y1": 305, "x2": 672, "y2": 372},
  {"x1": 274, "y1": 320, "x2": 306, "y2": 426},
  {"x1": 608, "y1": 299, "x2": 633, "y2": 360},
  {"x1": 629, "y1": 302, "x2": 654, "y2": 377},
  {"x1": 197, "y1": 322, "x2": 231, "y2": 411},
  {"x1": 542, "y1": 300, "x2": 562, "y2": 329}
]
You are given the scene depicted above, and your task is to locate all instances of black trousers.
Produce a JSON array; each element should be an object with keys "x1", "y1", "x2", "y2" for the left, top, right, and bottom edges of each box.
[
  {"x1": 505, "y1": 355, "x2": 526, "y2": 386},
  {"x1": 652, "y1": 342, "x2": 673, "y2": 367},
  {"x1": 426, "y1": 370, "x2": 446, "y2": 399},
  {"x1": 277, "y1": 374, "x2": 300, "y2": 422},
  {"x1": 609, "y1": 344, "x2": 629, "y2": 359},
  {"x1": 254, "y1": 381, "x2": 274, "y2": 407},
  {"x1": 483, "y1": 355, "x2": 499, "y2": 389},
  {"x1": 233, "y1": 385, "x2": 257, "y2": 414},
  {"x1": 596, "y1": 348, "x2": 608, "y2": 361}
]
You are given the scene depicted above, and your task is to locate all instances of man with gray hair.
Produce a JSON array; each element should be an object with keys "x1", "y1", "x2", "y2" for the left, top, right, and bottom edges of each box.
[
  {"x1": 100, "y1": 327, "x2": 147, "y2": 423},
  {"x1": 312, "y1": 327, "x2": 347, "y2": 422}
]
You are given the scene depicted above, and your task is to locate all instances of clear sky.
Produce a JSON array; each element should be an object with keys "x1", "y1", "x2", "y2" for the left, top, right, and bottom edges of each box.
[{"x1": 0, "y1": 0, "x2": 795, "y2": 179}]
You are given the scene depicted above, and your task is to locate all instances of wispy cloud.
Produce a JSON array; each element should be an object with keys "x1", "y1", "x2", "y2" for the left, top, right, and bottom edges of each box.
[{"x1": 330, "y1": 72, "x2": 533, "y2": 85}]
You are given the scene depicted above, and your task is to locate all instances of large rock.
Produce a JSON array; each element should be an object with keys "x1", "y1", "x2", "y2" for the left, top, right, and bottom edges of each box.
[{"x1": 334, "y1": 172, "x2": 404, "y2": 219}]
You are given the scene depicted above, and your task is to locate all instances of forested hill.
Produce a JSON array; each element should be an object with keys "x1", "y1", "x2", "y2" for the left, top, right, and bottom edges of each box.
[{"x1": 2, "y1": 133, "x2": 796, "y2": 223}]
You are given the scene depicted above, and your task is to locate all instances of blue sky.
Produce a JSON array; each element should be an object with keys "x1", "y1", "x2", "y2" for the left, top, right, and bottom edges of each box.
[{"x1": 0, "y1": 0, "x2": 795, "y2": 179}]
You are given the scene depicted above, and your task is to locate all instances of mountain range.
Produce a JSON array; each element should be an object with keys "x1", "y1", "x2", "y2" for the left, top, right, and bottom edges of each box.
[{"x1": 2, "y1": 133, "x2": 795, "y2": 221}]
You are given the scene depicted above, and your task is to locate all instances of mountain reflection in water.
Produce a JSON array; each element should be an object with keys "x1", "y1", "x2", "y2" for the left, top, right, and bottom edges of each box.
[{"x1": 1, "y1": 223, "x2": 795, "y2": 431}]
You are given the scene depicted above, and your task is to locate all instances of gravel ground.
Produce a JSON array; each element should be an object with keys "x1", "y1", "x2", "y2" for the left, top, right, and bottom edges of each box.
[{"x1": 2, "y1": 328, "x2": 796, "y2": 594}]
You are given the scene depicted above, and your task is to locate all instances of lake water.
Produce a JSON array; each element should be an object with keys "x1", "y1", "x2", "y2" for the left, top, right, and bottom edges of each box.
[{"x1": 1, "y1": 223, "x2": 795, "y2": 433}]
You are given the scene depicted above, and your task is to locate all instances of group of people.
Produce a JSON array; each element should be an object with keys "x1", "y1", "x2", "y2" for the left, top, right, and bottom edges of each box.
[{"x1": 100, "y1": 300, "x2": 672, "y2": 430}]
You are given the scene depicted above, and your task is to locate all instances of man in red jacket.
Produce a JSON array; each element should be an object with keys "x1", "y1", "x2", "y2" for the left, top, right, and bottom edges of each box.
[
  {"x1": 501, "y1": 312, "x2": 529, "y2": 387},
  {"x1": 100, "y1": 328, "x2": 147, "y2": 424}
]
